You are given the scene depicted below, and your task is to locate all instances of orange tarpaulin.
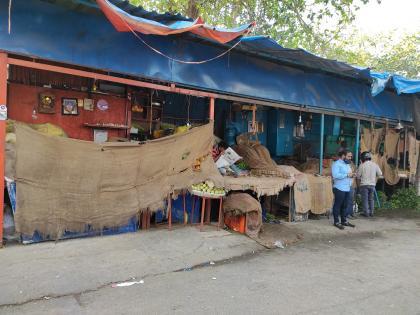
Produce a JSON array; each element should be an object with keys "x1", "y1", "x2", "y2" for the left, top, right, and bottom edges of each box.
[{"x1": 96, "y1": 0, "x2": 254, "y2": 44}]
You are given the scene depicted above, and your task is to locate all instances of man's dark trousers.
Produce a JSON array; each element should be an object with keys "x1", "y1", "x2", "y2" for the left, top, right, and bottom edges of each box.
[{"x1": 333, "y1": 188, "x2": 349, "y2": 224}]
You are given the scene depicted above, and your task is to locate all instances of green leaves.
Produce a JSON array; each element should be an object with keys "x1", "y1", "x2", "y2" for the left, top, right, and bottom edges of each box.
[
  {"x1": 128, "y1": 0, "x2": 418, "y2": 78},
  {"x1": 129, "y1": 0, "x2": 371, "y2": 50},
  {"x1": 386, "y1": 187, "x2": 420, "y2": 210},
  {"x1": 323, "y1": 31, "x2": 420, "y2": 78}
]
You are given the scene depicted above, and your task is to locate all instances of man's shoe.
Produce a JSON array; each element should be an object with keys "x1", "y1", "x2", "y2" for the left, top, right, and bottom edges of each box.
[
  {"x1": 343, "y1": 222, "x2": 355, "y2": 228},
  {"x1": 334, "y1": 223, "x2": 345, "y2": 230},
  {"x1": 359, "y1": 213, "x2": 368, "y2": 217}
]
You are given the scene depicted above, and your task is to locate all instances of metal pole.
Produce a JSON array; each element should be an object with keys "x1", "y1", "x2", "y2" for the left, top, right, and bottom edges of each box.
[
  {"x1": 0, "y1": 53, "x2": 7, "y2": 247},
  {"x1": 355, "y1": 119, "x2": 360, "y2": 166},
  {"x1": 319, "y1": 113, "x2": 325, "y2": 175}
]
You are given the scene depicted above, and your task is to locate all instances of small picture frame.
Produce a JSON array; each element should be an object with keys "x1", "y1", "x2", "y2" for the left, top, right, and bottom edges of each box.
[
  {"x1": 83, "y1": 98, "x2": 94, "y2": 111},
  {"x1": 38, "y1": 93, "x2": 56, "y2": 114},
  {"x1": 62, "y1": 98, "x2": 78, "y2": 115}
]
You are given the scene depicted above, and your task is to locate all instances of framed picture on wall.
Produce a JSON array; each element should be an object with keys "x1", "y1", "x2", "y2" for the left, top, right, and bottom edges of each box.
[
  {"x1": 84, "y1": 98, "x2": 94, "y2": 111},
  {"x1": 38, "y1": 93, "x2": 56, "y2": 114},
  {"x1": 62, "y1": 98, "x2": 78, "y2": 115}
]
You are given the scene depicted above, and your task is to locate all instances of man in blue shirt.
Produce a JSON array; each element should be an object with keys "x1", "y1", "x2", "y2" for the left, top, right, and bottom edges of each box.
[{"x1": 331, "y1": 150, "x2": 356, "y2": 229}]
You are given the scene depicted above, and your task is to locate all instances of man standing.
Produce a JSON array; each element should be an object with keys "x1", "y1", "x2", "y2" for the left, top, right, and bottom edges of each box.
[
  {"x1": 332, "y1": 150, "x2": 356, "y2": 229},
  {"x1": 356, "y1": 152, "x2": 383, "y2": 217}
]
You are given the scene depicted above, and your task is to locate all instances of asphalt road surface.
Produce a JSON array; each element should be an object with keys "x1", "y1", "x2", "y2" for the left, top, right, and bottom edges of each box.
[{"x1": 1, "y1": 221, "x2": 419, "y2": 315}]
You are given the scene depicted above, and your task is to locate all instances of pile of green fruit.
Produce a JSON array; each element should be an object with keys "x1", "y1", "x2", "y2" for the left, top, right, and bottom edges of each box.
[{"x1": 191, "y1": 181, "x2": 225, "y2": 196}]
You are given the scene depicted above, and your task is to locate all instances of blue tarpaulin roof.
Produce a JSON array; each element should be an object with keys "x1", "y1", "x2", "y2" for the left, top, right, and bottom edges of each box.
[
  {"x1": 371, "y1": 72, "x2": 420, "y2": 96},
  {"x1": 238, "y1": 36, "x2": 371, "y2": 82},
  {"x1": 0, "y1": 0, "x2": 416, "y2": 122}
]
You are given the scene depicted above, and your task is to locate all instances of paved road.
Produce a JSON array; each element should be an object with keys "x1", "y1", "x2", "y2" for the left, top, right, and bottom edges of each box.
[{"x1": 1, "y1": 220, "x2": 420, "y2": 314}]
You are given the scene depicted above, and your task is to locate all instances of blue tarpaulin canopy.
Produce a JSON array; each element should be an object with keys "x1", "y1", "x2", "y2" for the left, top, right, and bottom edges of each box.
[
  {"x1": 371, "y1": 72, "x2": 420, "y2": 96},
  {"x1": 238, "y1": 36, "x2": 371, "y2": 82},
  {"x1": 0, "y1": 0, "x2": 416, "y2": 122}
]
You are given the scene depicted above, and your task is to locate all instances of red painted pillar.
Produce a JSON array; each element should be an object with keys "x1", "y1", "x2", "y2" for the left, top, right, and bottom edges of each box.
[
  {"x1": 0, "y1": 53, "x2": 7, "y2": 246},
  {"x1": 209, "y1": 97, "x2": 215, "y2": 121}
]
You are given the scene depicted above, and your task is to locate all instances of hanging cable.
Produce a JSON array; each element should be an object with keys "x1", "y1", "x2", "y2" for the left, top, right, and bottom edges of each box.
[
  {"x1": 8, "y1": 0, "x2": 12, "y2": 34},
  {"x1": 117, "y1": 12, "x2": 254, "y2": 65}
]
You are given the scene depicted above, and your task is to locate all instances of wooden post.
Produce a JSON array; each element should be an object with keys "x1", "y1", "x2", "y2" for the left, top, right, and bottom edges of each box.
[
  {"x1": 0, "y1": 53, "x2": 7, "y2": 247},
  {"x1": 209, "y1": 97, "x2": 215, "y2": 120},
  {"x1": 205, "y1": 199, "x2": 211, "y2": 223},
  {"x1": 403, "y1": 127, "x2": 408, "y2": 187},
  {"x1": 183, "y1": 192, "x2": 186, "y2": 225},
  {"x1": 200, "y1": 197, "x2": 206, "y2": 231},
  {"x1": 167, "y1": 194, "x2": 172, "y2": 230},
  {"x1": 288, "y1": 187, "x2": 293, "y2": 223},
  {"x1": 355, "y1": 119, "x2": 360, "y2": 166},
  {"x1": 319, "y1": 113, "x2": 325, "y2": 175},
  {"x1": 191, "y1": 195, "x2": 195, "y2": 225},
  {"x1": 217, "y1": 197, "x2": 223, "y2": 230}
]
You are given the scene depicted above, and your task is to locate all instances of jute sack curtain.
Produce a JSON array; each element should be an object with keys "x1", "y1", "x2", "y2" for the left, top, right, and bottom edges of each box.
[{"x1": 14, "y1": 123, "x2": 222, "y2": 238}]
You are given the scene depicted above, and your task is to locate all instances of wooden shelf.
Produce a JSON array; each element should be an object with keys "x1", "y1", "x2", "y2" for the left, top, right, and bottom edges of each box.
[
  {"x1": 131, "y1": 118, "x2": 160, "y2": 123},
  {"x1": 84, "y1": 123, "x2": 129, "y2": 130}
]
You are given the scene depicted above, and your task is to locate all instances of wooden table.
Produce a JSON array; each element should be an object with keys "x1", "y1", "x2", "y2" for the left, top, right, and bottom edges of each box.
[{"x1": 191, "y1": 191, "x2": 225, "y2": 231}]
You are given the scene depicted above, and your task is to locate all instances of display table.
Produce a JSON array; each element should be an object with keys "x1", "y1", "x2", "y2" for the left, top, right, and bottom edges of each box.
[{"x1": 191, "y1": 190, "x2": 225, "y2": 231}]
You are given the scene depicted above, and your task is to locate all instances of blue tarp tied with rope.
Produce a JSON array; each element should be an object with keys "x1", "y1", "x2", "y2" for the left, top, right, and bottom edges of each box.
[{"x1": 0, "y1": 0, "x2": 416, "y2": 122}]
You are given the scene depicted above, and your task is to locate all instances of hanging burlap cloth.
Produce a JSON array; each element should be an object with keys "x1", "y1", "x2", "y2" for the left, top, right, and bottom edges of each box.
[
  {"x1": 377, "y1": 155, "x2": 400, "y2": 185},
  {"x1": 223, "y1": 193, "x2": 262, "y2": 239},
  {"x1": 408, "y1": 132, "x2": 420, "y2": 182},
  {"x1": 384, "y1": 129, "x2": 400, "y2": 160},
  {"x1": 305, "y1": 175, "x2": 334, "y2": 214},
  {"x1": 360, "y1": 127, "x2": 384, "y2": 154},
  {"x1": 293, "y1": 174, "x2": 311, "y2": 214},
  {"x1": 293, "y1": 173, "x2": 333, "y2": 214},
  {"x1": 14, "y1": 123, "x2": 222, "y2": 238},
  {"x1": 4, "y1": 120, "x2": 68, "y2": 180}
]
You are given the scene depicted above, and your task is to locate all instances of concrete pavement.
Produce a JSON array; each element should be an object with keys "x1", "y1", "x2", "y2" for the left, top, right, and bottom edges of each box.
[
  {"x1": 1, "y1": 217, "x2": 419, "y2": 314},
  {"x1": 0, "y1": 226, "x2": 263, "y2": 307}
]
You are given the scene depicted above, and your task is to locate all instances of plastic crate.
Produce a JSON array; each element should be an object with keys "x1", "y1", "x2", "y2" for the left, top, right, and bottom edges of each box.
[{"x1": 224, "y1": 212, "x2": 246, "y2": 234}]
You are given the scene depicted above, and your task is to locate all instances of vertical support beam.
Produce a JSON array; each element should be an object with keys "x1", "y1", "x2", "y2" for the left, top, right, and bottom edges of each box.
[
  {"x1": 288, "y1": 187, "x2": 292, "y2": 223},
  {"x1": 209, "y1": 97, "x2": 215, "y2": 121},
  {"x1": 200, "y1": 198, "x2": 206, "y2": 231},
  {"x1": 403, "y1": 127, "x2": 408, "y2": 170},
  {"x1": 403, "y1": 127, "x2": 408, "y2": 187},
  {"x1": 167, "y1": 194, "x2": 172, "y2": 230},
  {"x1": 0, "y1": 53, "x2": 7, "y2": 246},
  {"x1": 183, "y1": 192, "x2": 186, "y2": 225},
  {"x1": 355, "y1": 119, "x2": 360, "y2": 167},
  {"x1": 217, "y1": 197, "x2": 223, "y2": 230},
  {"x1": 319, "y1": 113, "x2": 325, "y2": 175}
]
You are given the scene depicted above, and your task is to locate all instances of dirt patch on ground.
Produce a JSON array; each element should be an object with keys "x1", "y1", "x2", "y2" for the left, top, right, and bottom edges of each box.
[
  {"x1": 255, "y1": 223, "x2": 304, "y2": 248},
  {"x1": 375, "y1": 208, "x2": 420, "y2": 219}
]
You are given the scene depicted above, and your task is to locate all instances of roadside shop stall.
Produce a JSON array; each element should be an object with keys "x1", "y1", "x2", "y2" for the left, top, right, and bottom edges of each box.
[{"x1": 1, "y1": 0, "x2": 419, "y2": 246}]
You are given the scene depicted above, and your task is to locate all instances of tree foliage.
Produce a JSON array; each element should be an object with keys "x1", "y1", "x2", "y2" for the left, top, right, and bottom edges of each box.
[
  {"x1": 128, "y1": 0, "x2": 418, "y2": 78},
  {"x1": 323, "y1": 31, "x2": 420, "y2": 78},
  {"x1": 129, "y1": 0, "x2": 375, "y2": 52}
]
